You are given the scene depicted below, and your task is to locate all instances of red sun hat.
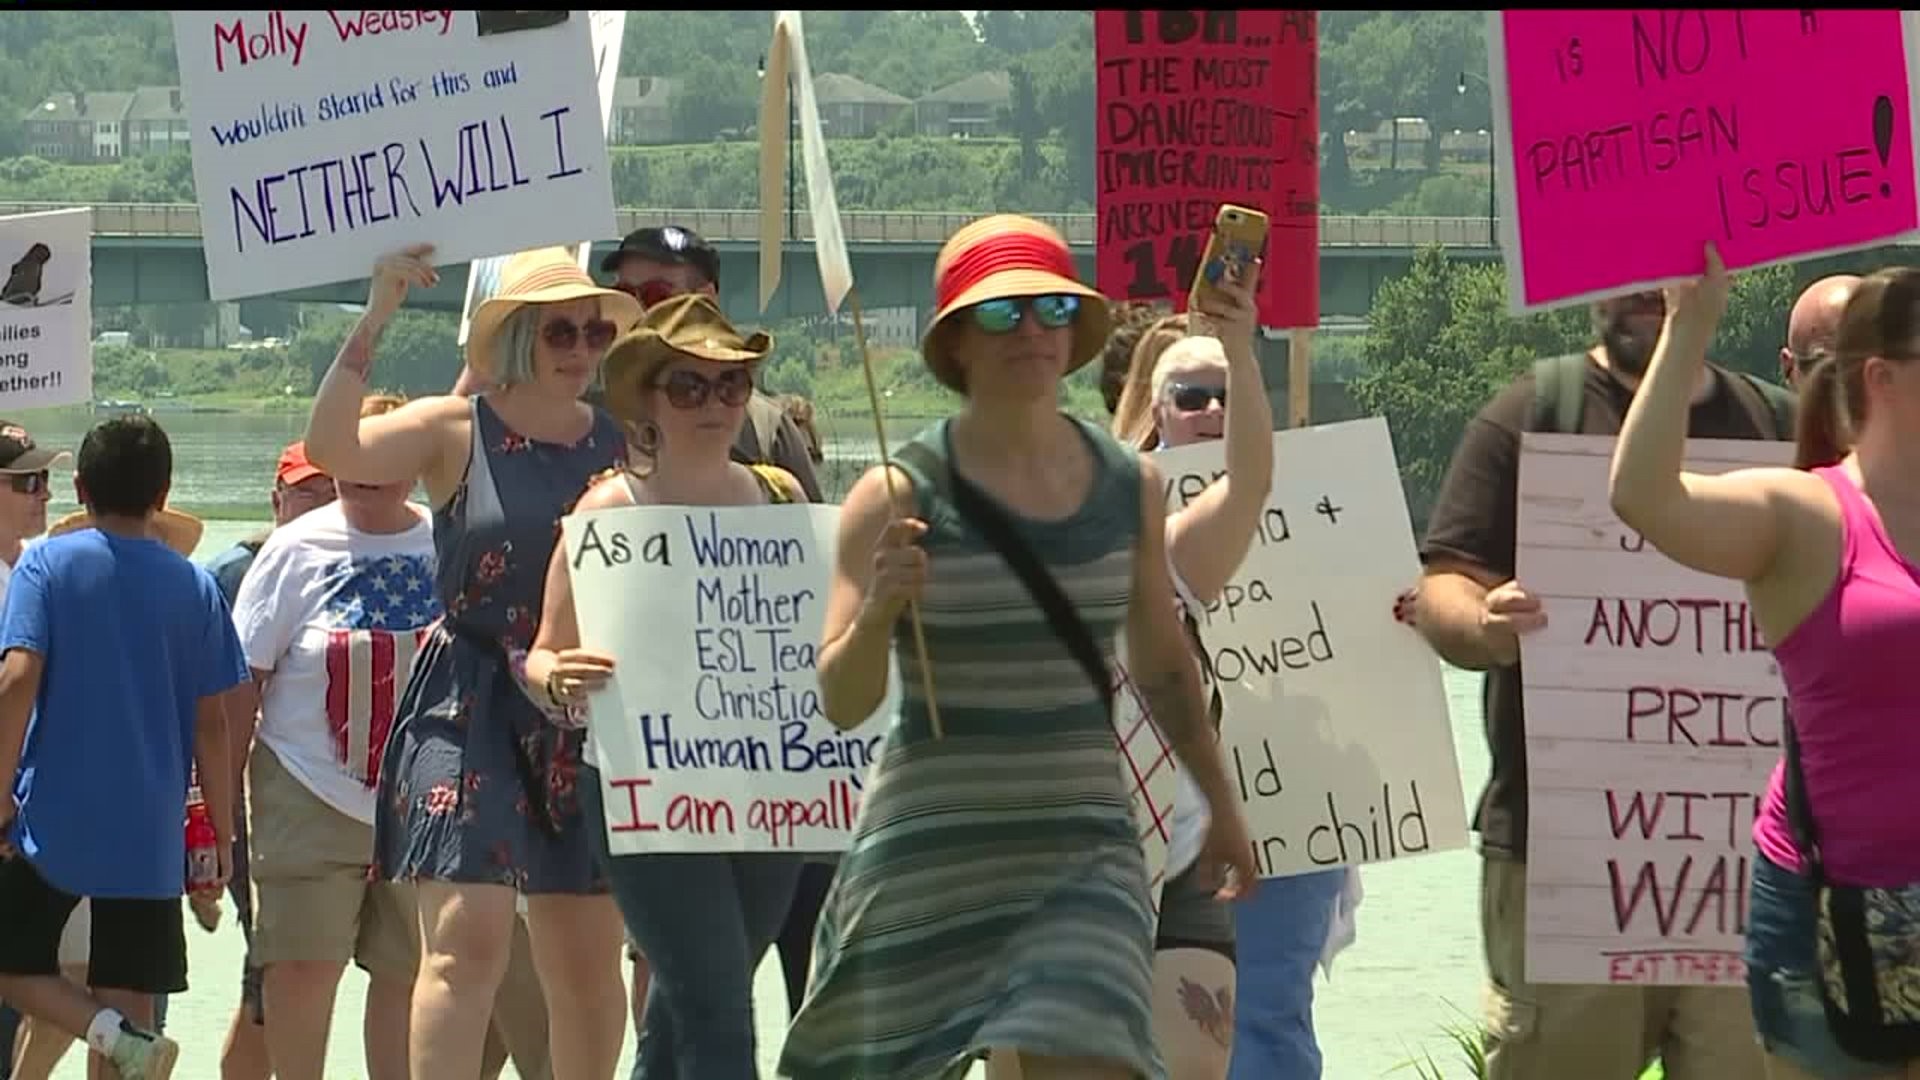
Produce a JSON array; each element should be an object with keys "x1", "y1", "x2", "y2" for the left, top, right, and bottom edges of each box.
[{"x1": 921, "y1": 214, "x2": 1112, "y2": 392}]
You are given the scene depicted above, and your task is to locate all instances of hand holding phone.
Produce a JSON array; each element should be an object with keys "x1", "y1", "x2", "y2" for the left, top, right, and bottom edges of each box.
[{"x1": 1188, "y1": 204, "x2": 1270, "y2": 316}]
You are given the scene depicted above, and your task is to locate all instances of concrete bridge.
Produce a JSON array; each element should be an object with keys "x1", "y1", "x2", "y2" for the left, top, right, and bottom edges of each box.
[{"x1": 5, "y1": 201, "x2": 1502, "y2": 320}]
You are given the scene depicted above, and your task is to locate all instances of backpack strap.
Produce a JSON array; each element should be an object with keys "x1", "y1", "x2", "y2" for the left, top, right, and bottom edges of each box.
[
  {"x1": 747, "y1": 462, "x2": 805, "y2": 504},
  {"x1": 1530, "y1": 353, "x2": 1590, "y2": 434},
  {"x1": 1734, "y1": 371, "x2": 1797, "y2": 440}
]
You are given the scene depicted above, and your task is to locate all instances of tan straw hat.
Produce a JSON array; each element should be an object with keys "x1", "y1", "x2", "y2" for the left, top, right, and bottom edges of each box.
[
  {"x1": 465, "y1": 247, "x2": 644, "y2": 377},
  {"x1": 49, "y1": 505, "x2": 203, "y2": 557},
  {"x1": 602, "y1": 293, "x2": 772, "y2": 421},
  {"x1": 921, "y1": 214, "x2": 1112, "y2": 392}
]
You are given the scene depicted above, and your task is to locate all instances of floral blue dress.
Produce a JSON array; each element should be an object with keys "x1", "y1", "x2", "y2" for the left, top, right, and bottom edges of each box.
[{"x1": 374, "y1": 396, "x2": 625, "y2": 894}]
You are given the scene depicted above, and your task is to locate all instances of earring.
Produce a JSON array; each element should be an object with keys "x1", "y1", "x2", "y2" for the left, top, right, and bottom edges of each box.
[{"x1": 622, "y1": 418, "x2": 662, "y2": 480}]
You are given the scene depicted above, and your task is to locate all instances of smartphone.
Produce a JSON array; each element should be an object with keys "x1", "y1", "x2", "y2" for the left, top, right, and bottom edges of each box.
[{"x1": 1188, "y1": 204, "x2": 1270, "y2": 314}]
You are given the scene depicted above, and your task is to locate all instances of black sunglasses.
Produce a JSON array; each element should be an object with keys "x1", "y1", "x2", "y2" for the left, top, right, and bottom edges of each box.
[
  {"x1": 5, "y1": 471, "x2": 48, "y2": 496},
  {"x1": 1168, "y1": 383, "x2": 1227, "y2": 412},
  {"x1": 656, "y1": 367, "x2": 753, "y2": 410},
  {"x1": 541, "y1": 317, "x2": 618, "y2": 352}
]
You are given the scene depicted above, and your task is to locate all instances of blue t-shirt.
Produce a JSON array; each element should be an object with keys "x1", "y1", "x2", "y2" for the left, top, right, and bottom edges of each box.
[{"x1": 4, "y1": 529, "x2": 250, "y2": 898}]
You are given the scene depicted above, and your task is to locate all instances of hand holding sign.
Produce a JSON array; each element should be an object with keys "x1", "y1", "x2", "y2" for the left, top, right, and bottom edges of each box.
[
  {"x1": 1661, "y1": 243, "x2": 1730, "y2": 349},
  {"x1": 370, "y1": 244, "x2": 440, "y2": 320}
]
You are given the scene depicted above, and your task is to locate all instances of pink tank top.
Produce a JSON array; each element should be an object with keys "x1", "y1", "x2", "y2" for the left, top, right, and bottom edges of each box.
[{"x1": 1754, "y1": 465, "x2": 1920, "y2": 886}]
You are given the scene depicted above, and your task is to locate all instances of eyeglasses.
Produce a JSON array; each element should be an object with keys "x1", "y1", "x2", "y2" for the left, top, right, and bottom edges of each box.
[
  {"x1": 656, "y1": 367, "x2": 753, "y2": 410},
  {"x1": 5, "y1": 471, "x2": 48, "y2": 496},
  {"x1": 541, "y1": 317, "x2": 618, "y2": 352},
  {"x1": 1168, "y1": 383, "x2": 1227, "y2": 412},
  {"x1": 614, "y1": 279, "x2": 685, "y2": 310},
  {"x1": 968, "y1": 294, "x2": 1081, "y2": 335}
]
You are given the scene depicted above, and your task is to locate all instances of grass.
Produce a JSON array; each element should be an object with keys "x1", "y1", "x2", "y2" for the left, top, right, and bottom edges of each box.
[{"x1": 1392, "y1": 1004, "x2": 1667, "y2": 1080}]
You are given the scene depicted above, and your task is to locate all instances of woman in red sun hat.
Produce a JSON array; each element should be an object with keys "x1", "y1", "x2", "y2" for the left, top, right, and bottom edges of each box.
[{"x1": 779, "y1": 214, "x2": 1260, "y2": 1080}]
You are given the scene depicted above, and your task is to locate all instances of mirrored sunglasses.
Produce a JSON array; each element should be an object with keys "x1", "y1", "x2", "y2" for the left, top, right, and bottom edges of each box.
[{"x1": 968, "y1": 294, "x2": 1081, "y2": 335}]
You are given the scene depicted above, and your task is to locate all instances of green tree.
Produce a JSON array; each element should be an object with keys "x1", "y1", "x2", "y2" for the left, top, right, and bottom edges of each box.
[
  {"x1": 1349, "y1": 245, "x2": 1587, "y2": 521},
  {"x1": 1707, "y1": 264, "x2": 1799, "y2": 383}
]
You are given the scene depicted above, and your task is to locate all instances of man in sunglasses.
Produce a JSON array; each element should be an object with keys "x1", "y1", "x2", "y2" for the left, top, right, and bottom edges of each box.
[
  {"x1": 601, "y1": 225, "x2": 824, "y2": 501},
  {"x1": 0, "y1": 420, "x2": 62, "y2": 1079}
]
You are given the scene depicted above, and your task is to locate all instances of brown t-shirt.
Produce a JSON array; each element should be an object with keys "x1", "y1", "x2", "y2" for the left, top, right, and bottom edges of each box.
[{"x1": 1419, "y1": 355, "x2": 1788, "y2": 858}]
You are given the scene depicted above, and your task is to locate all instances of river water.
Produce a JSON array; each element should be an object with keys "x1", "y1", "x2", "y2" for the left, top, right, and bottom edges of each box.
[{"x1": 21, "y1": 410, "x2": 1494, "y2": 1080}]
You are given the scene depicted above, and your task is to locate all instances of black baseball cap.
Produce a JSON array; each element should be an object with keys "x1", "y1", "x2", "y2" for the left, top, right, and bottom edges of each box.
[
  {"x1": 0, "y1": 420, "x2": 69, "y2": 473},
  {"x1": 600, "y1": 225, "x2": 722, "y2": 287}
]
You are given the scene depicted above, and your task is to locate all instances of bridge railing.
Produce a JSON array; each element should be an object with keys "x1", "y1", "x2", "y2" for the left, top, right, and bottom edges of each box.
[{"x1": 0, "y1": 201, "x2": 1501, "y2": 249}]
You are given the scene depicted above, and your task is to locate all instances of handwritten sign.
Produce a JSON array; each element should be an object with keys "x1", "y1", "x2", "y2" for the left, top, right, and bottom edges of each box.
[
  {"x1": 173, "y1": 11, "x2": 617, "y2": 301},
  {"x1": 1518, "y1": 433, "x2": 1791, "y2": 985},
  {"x1": 1492, "y1": 9, "x2": 1920, "y2": 312},
  {"x1": 458, "y1": 10, "x2": 627, "y2": 347},
  {"x1": 1122, "y1": 418, "x2": 1467, "y2": 880},
  {"x1": 1094, "y1": 10, "x2": 1320, "y2": 329},
  {"x1": 563, "y1": 503, "x2": 896, "y2": 854},
  {"x1": 0, "y1": 208, "x2": 91, "y2": 410}
]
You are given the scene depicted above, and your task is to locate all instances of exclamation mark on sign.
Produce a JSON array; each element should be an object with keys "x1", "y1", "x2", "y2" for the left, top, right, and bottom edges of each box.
[{"x1": 1873, "y1": 95, "x2": 1895, "y2": 198}]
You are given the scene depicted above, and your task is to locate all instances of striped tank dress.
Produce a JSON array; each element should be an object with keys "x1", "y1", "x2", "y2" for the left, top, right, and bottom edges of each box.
[{"x1": 778, "y1": 416, "x2": 1164, "y2": 1080}]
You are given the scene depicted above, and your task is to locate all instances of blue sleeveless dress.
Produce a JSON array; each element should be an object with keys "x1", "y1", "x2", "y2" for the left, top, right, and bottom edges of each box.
[
  {"x1": 778, "y1": 416, "x2": 1164, "y2": 1080},
  {"x1": 374, "y1": 396, "x2": 625, "y2": 894}
]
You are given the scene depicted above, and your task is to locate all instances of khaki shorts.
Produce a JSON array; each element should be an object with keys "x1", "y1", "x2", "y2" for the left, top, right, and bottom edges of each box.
[
  {"x1": 247, "y1": 743, "x2": 418, "y2": 980},
  {"x1": 1480, "y1": 853, "x2": 1761, "y2": 1080}
]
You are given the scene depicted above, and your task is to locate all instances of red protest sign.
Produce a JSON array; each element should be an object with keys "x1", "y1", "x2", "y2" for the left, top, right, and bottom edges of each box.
[{"x1": 1095, "y1": 10, "x2": 1320, "y2": 330}]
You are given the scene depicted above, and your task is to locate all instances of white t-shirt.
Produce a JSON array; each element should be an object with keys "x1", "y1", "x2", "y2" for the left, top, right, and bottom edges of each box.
[{"x1": 232, "y1": 502, "x2": 439, "y2": 824}]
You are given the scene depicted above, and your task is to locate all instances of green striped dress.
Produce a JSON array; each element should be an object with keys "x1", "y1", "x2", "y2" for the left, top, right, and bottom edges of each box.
[{"x1": 778, "y1": 416, "x2": 1164, "y2": 1080}]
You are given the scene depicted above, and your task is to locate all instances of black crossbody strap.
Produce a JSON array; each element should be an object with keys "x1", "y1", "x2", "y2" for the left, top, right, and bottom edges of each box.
[
  {"x1": 894, "y1": 440, "x2": 1114, "y2": 713},
  {"x1": 1781, "y1": 712, "x2": 1826, "y2": 885}
]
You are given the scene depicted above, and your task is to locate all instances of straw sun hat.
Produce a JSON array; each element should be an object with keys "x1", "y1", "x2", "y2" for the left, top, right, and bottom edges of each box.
[
  {"x1": 921, "y1": 214, "x2": 1113, "y2": 392},
  {"x1": 465, "y1": 247, "x2": 644, "y2": 377},
  {"x1": 602, "y1": 293, "x2": 773, "y2": 421}
]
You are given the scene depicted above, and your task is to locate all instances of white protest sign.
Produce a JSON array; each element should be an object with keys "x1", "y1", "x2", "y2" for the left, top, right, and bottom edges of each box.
[
  {"x1": 172, "y1": 11, "x2": 617, "y2": 301},
  {"x1": 1518, "y1": 433, "x2": 1791, "y2": 986},
  {"x1": 458, "y1": 10, "x2": 627, "y2": 347},
  {"x1": 0, "y1": 208, "x2": 91, "y2": 409},
  {"x1": 564, "y1": 503, "x2": 897, "y2": 854},
  {"x1": 1122, "y1": 418, "x2": 1468, "y2": 880}
]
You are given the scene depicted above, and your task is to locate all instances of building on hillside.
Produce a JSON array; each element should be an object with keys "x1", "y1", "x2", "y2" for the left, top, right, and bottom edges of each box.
[
  {"x1": 915, "y1": 71, "x2": 1011, "y2": 138},
  {"x1": 21, "y1": 90, "x2": 135, "y2": 163},
  {"x1": 125, "y1": 87, "x2": 192, "y2": 158},
  {"x1": 611, "y1": 76, "x2": 676, "y2": 145},
  {"x1": 811, "y1": 73, "x2": 910, "y2": 138}
]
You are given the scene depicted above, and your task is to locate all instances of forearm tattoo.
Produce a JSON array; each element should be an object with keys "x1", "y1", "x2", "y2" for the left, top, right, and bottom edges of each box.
[{"x1": 336, "y1": 318, "x2": 387, "y2": 377}]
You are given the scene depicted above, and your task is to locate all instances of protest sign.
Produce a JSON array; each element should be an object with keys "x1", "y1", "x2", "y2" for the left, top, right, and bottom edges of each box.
[
  {"x1": 758, "y1": 11, "x2": 854, "y2": 316},
  {"x1": 1492, "y1": 10, "x2": 1920, "y2": 313},
  {"x1": 1121, "y1": 418, "x2": 1467, "y2": 880},
  {"x1": 173, "y1": 11, "x2": 617, "y2": 302},
  {"x1": 564, "y1": 502, "x2": 896, "y2": 854},
  {"x1": 1518, "y1": 433, "x2": 1791, "y2": 985},
  {"x1": 459, "y1": 10, "x2": 627, "y2": 346},
  {"x1": 0, "y1": 208, "x2": 91, "y2": 410},
  {"x1": 1094, "y1": 10, "x2": 1319, "y2": 330}
]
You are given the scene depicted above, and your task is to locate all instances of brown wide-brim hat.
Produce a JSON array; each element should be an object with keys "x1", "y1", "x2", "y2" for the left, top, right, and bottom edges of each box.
[
  {"x1": 49, "y1": 506, "x2": 204, "y2": 557},
  {"x1": 465, "y1": 246, "x2": 644, "y2": 379},
  {"x1": 921, "y1": 214, "x2": 1112, "y2": 392},
  {"x1": 602, "y1": 293, "x2": 773, "y2": 421}
]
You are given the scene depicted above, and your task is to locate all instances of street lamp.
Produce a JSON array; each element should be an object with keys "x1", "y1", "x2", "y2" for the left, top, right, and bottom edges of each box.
[
  {"x1": 1458, "y1": 70, "x2": 1496, "y2": 249},
  {"x1": 757, "y1": 54, "x2": 799, "y2": 243}
]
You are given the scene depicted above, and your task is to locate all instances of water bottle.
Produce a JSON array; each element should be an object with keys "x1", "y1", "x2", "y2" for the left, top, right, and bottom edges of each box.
[{"x1": 185, "y1": 787, "x2": 219, "y2": 893}]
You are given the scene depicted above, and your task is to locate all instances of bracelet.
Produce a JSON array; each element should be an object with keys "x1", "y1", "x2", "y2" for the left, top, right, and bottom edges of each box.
[{"x1": 544, "y1": 669, "x2": 563, "y2": 706}]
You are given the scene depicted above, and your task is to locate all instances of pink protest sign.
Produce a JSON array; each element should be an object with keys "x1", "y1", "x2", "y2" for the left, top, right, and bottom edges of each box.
[{"x1": 1492, "y1": 10, "x2": 1920, "y2": 312}]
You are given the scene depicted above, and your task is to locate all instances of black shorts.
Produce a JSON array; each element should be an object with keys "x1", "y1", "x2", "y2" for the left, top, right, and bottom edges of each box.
[
  {"x1": 1154, "y1": 863, "x2": 1236, "y2": 963},
  {"x1": 0, "y1": 855, "x2": 187, "y2": 995}
]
